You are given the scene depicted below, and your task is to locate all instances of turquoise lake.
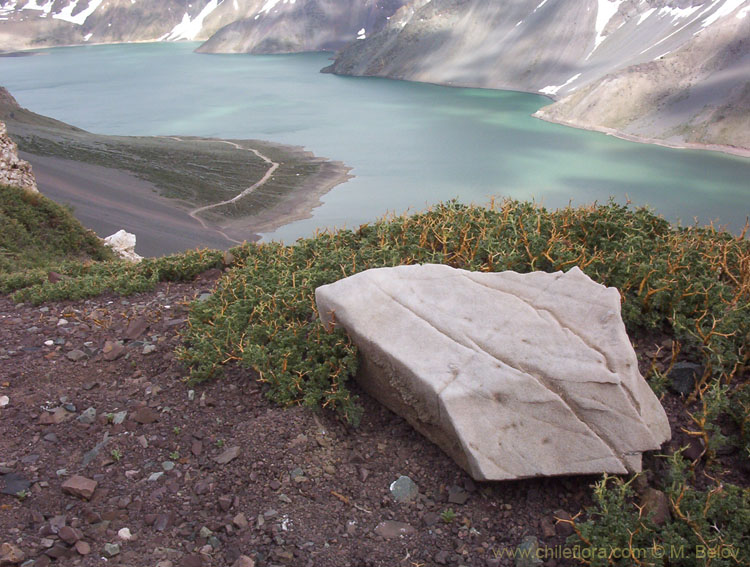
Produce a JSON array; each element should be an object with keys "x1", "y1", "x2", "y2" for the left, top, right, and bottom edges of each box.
[{"x1": 1, "y1": 42, "x2": 748, "y2": 240}]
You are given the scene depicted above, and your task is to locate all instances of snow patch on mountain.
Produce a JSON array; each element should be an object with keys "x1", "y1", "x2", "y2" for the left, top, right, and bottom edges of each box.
[
  {"x1": 540, "y1": 73, "x2": 582, "y2": 96},
  {"x1": 258, "y1": 0, "x2": 296, "y2": 16},
  {"x1": 592, "y1": 0, "x2": 623, "y2": 49},
  {"x1": 21, "y1": 0, "x2": 54, "y2": 15},
  {"x1": 702, "y1": 0, "x2": 746, "y2": 27},
  {"x1": 658, "y1": 5, "x2": 703, "y2": 23},
  {"x1": 636, "y1": 8, "x2": 656, "y2": 25},
  {"x1": 0, "y1": 1, "x2": 17, "y2": 18},
  {"x1": 52, "y1": 0, "x2": 104, "y2": 26},
  {"x1": 161, "y1": 0, "x2": 223, "y2": 41}
]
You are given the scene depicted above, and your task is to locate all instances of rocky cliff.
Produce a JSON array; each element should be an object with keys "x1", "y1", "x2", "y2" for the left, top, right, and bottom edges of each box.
[
  {"x1": 0, "y1": 115, "x2": 37, "y2": 192},
  {"x1": 326, "y1": 0, "x2": 750, "y2": 154}
]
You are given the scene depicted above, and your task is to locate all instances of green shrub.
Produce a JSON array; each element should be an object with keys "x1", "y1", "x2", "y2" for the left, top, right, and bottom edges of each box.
[
  {"x1": 2, "y1": 196, "x2": 747, "y2": 563},
  {"x1": 0, "y1": 183, "x2": 112, "y2": 272},
  {"x1": 178, "y1": 199, "x2": 749, "y2": 430},
  {"x1": 569, "y1": 456, "x2": 750, "y2": 566},
  {"x1": 2, "y1": 249, "x2": 226, "y2": 304}
]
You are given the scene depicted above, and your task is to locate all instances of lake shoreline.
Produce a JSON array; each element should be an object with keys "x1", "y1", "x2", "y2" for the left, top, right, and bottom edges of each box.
[
  {"x1": 5, "y1": 41, "x2": 749, "y2": 161},
  {"x1": 322, "y1": 68, "x2": 750, "y2": 161},
  {"x1": 2, "y1": 79, "x2": 357, "y2": 256},
  {"x1": 534, "y1": 113, "x2": 750, "y2": 160},
  {"x1": 222, "y1": 148, "x2": 354, "y2": 240},
  {"x1": 3, "y1": 44, "x2": 749, "y2": 237}
]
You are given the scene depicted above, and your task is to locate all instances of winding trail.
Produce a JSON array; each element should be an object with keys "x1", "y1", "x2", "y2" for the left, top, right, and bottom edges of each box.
[{"x1": 161, "y1": 137, "x2": 280, "y2": 245}]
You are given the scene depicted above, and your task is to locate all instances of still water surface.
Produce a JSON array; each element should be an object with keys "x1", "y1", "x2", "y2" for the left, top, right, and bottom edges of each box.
[{"x1": 1, "y1": 42, "x2": 748, "y2": 240}]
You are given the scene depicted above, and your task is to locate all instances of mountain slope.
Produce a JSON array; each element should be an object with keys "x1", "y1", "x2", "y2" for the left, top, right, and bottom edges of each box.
[
  {"x1": 535, "y1": 7, "x2": 750, "y2": 152},
  {"x1": 0, "y1": 0, "x2": 225, "y2": 50},
  {"x1": 196, "y1": 0, "x2": 408, "y2": 54},
  {"x1": 0, "y1": 0, "x2": 407, "y2": 53},
  {"x1": 326, "y1": 0, "x2": 750, "y2": 153}
]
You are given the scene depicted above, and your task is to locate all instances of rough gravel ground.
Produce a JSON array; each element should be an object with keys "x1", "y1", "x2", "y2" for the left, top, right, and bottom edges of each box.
[{"x1": 0, "y1": 271, "x2": 745, "y2": 567}]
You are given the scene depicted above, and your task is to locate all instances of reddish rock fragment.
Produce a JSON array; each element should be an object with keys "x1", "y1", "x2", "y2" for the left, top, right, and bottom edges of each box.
[
  {"x1": 74, "y1": 541, "x2": 91, "y2": 556},
  {"x1": 102, "y1": 340, "x2": 125, "y2": 361},
  {"x1": 0, "y1": 542, "x2": 25, "y2": 565},
  {"x1": 213, "y1": 446, "x2": 240, "y2": 465},
  {"x1": 232, "y1": 556, "x2": 255, "y2": 567},
  {"x1": 58, "y1": 526, "x2": 82, "y2": 545},
  {"x1": 39, "y1": 407, "x2": 73, "y2": 425},
  {"x1": 373, "y1": 520, "x2": 415, "y2": 539},
  {"x1": 131, "y1": 406, "x2": 159, "y2": 424},
  {"x1": 124, "y1": 316, "x2": 149, "y2": 340},
  {"x1": 61, "y1": 475, "x2": 98, "y2": 500}
]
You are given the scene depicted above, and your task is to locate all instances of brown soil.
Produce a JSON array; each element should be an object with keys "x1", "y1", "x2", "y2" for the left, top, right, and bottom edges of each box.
[{"x1": 0, "y1": 273, "x2": 746, "y2": 567}]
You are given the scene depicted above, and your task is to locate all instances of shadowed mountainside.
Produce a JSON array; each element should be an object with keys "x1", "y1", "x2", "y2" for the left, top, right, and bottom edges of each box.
[
  {"x1": 0, "y1": 0, "x2": 408, "y2": 52},
  {"x1": 326, "y1": 0, "x2": 750, "y2": 154},
  {"x1": 197, "y1": 0, "x2": 409, "y2": 53}
]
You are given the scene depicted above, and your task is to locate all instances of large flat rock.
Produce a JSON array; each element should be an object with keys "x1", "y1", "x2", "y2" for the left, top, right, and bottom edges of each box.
[{"x1": 316, "y1": 264, "x2": 671, "y2": 481}]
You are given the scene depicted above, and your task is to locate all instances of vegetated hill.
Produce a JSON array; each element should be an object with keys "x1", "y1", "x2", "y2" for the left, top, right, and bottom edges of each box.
[
  {"x1": 0, "y1": 182, "x2": 112, "y2": 273},
  {"x1": 326, "y1": 0, "x2": 750, "y2": 154},
  {"x1": 0, "y1": 0, "x2": 408, "y2": 52},
  {"x1": 0, "y1": 90, "x2": 105, "y2": 271}
]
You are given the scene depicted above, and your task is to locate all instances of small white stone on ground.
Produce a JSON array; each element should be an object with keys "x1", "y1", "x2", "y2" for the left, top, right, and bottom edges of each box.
[{"x1": 103, "y1": 230, "x2": 143, "y2": 263}]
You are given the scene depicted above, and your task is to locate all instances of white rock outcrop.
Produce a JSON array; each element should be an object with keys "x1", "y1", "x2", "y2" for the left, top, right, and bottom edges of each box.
[
  {"x1": 103, "y1": 230, "x2": 143, "y2": 263},
  {"x1": 0, "y1": 121, "x2": 38, "y2": 193},
  {"x1": 316, "y1": 264, "x2": 671, "y2": 481}
]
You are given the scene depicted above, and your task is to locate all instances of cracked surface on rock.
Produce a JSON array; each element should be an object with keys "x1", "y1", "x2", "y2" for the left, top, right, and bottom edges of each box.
[{"x1": 316, "y1": 264, "x2": 671, "y2": 481}]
